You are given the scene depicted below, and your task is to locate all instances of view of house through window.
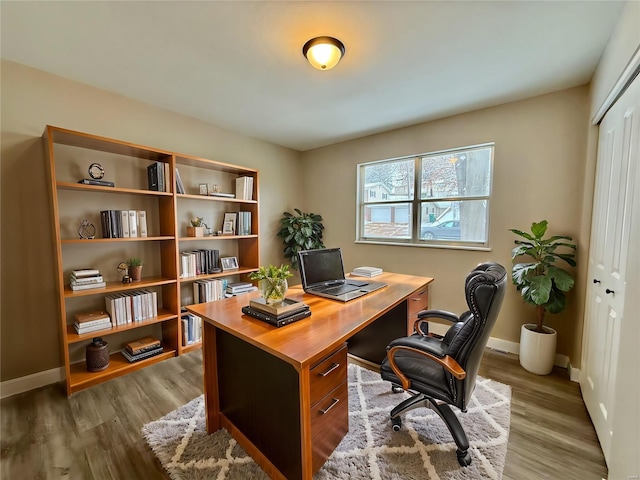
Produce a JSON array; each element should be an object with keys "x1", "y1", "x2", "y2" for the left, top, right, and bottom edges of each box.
[{"x1": 357, "y1": 144, "x2": 493, "y2": 247}]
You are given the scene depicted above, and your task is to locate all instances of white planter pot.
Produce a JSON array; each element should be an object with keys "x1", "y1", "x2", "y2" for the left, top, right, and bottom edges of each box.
[{"x1": 519, "y1": 323, "x2": 557, "y2": 375}]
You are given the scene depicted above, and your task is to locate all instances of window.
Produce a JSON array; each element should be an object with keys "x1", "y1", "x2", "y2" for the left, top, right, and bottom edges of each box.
[{"x1": 357, "y1": 144, "x2": 493, "y2": 247}]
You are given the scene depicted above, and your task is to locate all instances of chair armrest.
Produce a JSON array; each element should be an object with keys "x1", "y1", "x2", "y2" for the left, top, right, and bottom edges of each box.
[
  {"x1": 414, "y1": 310, "x2": 460, "y2": 336},
  {"x1": 387, "y1": 345, "x2": 466, "y2": 390}
]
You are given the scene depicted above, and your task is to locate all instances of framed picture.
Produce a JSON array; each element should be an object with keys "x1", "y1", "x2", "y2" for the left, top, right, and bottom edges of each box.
[
  {"x1": 220, "y1": 256, "x2": 239, "y2": 271},
  {"x1": 198, "y1": 183, "x2": 208, "y2": 195},
  {"x1": 222, "y1": 212, "x2": 237, "y2": 235}
]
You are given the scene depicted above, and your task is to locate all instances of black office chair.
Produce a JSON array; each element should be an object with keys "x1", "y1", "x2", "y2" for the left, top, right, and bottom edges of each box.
[{"x1": 380, "y1": 262, "x2": 507, "y2": 467}]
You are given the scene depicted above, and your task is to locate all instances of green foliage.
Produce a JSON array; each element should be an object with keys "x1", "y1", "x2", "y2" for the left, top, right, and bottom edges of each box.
[
  {"x1": 277, "y1": 209, "x2": 325, "y2": 270},
  {"x1": 249, "y1": 264, "x2": 294, "y2": 282},
  {"x1": 127, "y1": 257, "x2": 143, "y2": 267},
  {"x1": 190, "y1": 217, "x2": 203, "y2": 227},
  {"x1": 509, "y1": 220, "x2": 577, "y2": 332}
]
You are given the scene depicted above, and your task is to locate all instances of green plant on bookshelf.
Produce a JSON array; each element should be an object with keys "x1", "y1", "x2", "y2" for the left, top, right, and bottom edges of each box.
[
  {"x1": 277, "y1": 209, "x2": 325, "y2": 270},
  {"x1": 127, "y1": 257, "x2": 143, "y2": 282},
  {"x1": 249, "y1": 264, "x2": 294, "y2": 304}
]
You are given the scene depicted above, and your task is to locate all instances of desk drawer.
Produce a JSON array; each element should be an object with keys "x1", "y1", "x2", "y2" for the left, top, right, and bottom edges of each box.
[
  {"x1": 407, "y1": 287, "x2": 429, "y2": 334},
  {"x1": 310, "y1": 345, "x2": 347, "y2": 406},
  {"x1": 311, "y1": 381, "x2": 348, "y2": 472}
]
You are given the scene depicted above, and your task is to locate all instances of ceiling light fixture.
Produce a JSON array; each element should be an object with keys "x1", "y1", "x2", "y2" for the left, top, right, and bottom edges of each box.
[{"x1": 302, "y1": 36, "x2": 345, "y2": 71}]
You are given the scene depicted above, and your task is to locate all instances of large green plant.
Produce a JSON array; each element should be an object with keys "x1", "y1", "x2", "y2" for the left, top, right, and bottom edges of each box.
[
  {"x1": 277, "y1": 209, "x2": 325, "y2": 269},
  {"x1": 509, "y1": 220, "x2": 577, "y2": 333}
]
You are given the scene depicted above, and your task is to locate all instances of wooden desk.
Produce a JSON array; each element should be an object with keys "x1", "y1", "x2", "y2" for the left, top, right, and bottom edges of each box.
[{"x1": 187, "y1": 272, "x2": 433, "y2": 480}]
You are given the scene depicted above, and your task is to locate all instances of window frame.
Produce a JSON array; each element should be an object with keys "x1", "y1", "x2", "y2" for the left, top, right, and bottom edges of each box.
[{"x1": 356, "y1": 143, "x2": 494, "y2": 250}]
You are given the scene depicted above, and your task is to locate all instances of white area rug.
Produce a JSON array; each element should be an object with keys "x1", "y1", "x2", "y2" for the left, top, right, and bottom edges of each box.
[{"x1": 142, "y1": 364, "x2": 511, "y2": 479}]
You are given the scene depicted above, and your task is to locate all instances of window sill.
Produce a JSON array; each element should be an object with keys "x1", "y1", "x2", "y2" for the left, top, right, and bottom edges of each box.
[{"x1": 355, "y1": 240, "x2": 492, "y2": 252}]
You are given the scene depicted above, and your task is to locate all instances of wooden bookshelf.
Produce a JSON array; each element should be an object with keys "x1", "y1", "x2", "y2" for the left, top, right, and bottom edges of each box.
[{"x1": 44, "y1": 125, "x2": 260, "y2": 395}]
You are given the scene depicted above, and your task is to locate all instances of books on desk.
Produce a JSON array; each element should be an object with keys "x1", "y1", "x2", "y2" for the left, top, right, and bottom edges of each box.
[
  {"x1": 243, "y1": 298, "x2": 311, "y2": 327},
  {"x1": 351, "y1": 266, "x2": 383, "y2": 277}
]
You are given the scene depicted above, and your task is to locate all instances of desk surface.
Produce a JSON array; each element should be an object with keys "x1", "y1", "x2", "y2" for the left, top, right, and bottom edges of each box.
[{"x1": 187, "y1": 272, "x2": 433, "y2": 369}]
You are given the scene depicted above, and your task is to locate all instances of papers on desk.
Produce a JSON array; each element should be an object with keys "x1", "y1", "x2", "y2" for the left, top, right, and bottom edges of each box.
[{"x1": 351, "y1": 266, "x2": 383, "y2": 277}]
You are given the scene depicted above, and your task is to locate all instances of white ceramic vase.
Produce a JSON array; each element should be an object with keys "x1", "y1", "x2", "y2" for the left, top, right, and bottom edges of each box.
[{"x1": 519, "y1": 323, "x2": 557, "y2": 375}]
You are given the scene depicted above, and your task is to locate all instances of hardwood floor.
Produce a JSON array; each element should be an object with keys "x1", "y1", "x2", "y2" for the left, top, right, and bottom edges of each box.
[{"x1": 1, "y1": 349, "x2": 607, "y2": 479}]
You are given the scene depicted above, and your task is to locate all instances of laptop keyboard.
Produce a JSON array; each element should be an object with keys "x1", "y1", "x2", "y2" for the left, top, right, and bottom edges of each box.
[{"x1": 323, "y1": 285, "x2": 360, "y2": 295}]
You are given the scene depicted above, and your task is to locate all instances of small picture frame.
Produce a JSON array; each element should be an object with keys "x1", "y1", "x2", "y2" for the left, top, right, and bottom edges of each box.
[
  {"x1": 198, "y1": 184, "x2": 208, "y2": 196},
  {"x1": 220, "y1": 256, "x2": 239, "y2": 271},
  {"x1": 222, "y1": 212, "x2": 237, "y2": 235}
]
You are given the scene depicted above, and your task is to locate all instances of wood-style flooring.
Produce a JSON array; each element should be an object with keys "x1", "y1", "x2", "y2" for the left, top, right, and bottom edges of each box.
[{"x1": 1, "y1": 349, "x2": 607, "y2": 479}]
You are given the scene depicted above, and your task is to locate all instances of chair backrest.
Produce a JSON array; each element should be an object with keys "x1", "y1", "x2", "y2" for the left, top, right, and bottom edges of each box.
[{"x1": 445, "y1": 262, "x2": 507, "y2": 409}]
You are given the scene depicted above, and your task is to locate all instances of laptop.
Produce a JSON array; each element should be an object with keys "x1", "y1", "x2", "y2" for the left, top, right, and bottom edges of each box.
[{"x1": 298, "y1": 248, "x2": 387, "y2": 302}]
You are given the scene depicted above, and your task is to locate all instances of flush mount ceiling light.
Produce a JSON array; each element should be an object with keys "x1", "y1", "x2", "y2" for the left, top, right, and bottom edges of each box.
[{"x1": 302, "y1": 36, "x2": 345, "y2": 70}]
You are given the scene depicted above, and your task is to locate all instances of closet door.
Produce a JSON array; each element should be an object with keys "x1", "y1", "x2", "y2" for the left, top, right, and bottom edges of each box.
[{"x1": 580, "y1": 75, "x2": 639, "y2": 464}]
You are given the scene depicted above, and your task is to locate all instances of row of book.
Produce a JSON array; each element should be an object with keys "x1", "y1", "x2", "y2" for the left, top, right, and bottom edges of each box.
[
  {"x1": 180, "y1": 249, "x2": 220, "y2": 278},
  {"x1": 74, "y1": 310, "x2": 112, "y2": 335},
  {"x1": 105, "y1": 290, "x2": 158, "y2": 325},
  {"x1": 147, "y1": 162, "x2": 171, "y2": 192},
  {"x1": 237, "y1": 211, "x2": 252, "y2": 235},
  {"x1": 70, "y1": 268, "x2": 106, "y2": 291},
  {"x1": 181, "y1": 313, "x2": 202, "y2": 345},
  {"x1": 242, "y1": 297, "x2": 311, "y2": 328},
  {"x1": 100, "y1": 210, "x2": 148, "y2": 238},
  {"x1": 193, "y1": 278, "x2": 228, "y2": 304},
  {"x1": 121, "y1": 336, "x2": 163, "y2": 363},
  {"x1": 235, "y1": 176, "x2": 254, "y2": 200}
]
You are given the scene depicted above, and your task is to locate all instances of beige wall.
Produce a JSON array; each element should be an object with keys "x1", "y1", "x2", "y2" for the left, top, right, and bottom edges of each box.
[
  {"x1": 0, "y1": 60, "x2": 302, "y2": 381},
  {"x1": 300, "y1": 87, "x2": 591, "y2": 364}
]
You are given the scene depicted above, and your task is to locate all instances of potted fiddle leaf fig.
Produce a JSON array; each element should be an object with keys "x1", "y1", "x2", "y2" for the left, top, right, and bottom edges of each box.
[
  {"x1": 510, "y1": 220, "x2": 576, "y2": 375},
  {"x1": 277, "y1": 209, "x2": 325, "y2": 270}
]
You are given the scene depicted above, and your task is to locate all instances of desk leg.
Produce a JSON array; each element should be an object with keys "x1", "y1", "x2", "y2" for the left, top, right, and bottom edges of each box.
[{"x1": 202, "y1": 321, "x2": 220, "y2": 433}]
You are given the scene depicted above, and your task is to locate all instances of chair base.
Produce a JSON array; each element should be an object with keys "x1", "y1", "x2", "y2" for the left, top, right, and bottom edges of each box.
[{"x1": 389, "y1": 391, "x2": 471, "y2": 467}]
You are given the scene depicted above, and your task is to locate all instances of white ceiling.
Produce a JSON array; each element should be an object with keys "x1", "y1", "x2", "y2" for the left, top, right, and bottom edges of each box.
[{"x1": 1, "y1": 1, "x2": 625, "y2": 151}]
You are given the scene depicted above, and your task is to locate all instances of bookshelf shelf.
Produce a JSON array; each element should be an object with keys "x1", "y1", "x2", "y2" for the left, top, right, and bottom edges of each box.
[{"x1": 45, "y1": 125, "x2": 260, "y2": 395}]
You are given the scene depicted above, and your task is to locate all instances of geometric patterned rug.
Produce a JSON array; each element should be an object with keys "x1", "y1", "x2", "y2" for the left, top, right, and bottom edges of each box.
[{"x1": 142, "y1": 364, "x2": 511, "y2": 480}]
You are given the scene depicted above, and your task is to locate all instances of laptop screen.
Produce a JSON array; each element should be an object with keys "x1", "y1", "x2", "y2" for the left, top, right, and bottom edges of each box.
[{"x1": 298, "y1": 248, "x2": 345, "y2": 288}]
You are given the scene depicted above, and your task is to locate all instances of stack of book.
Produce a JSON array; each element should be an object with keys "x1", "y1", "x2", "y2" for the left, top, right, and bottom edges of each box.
[
  {"x1": 181, "y1": 312, "x2": 202, "y2": 345},
  {"x1": 99, "y1": 209, "x2": 147, "y2": 238},
  {"x1": 147, "y1": 161, "x2": 171, "y2": 192},
  {"x1": 242, "y1": 298, "x2": 311, "y2": 327},
  {"x1": 226, "y1": 282, "x2": 258, "y2": 297},
  {"x1": 121, "y1": 336, "x2": 163, "y2": 363},
  {"x1": 237, "y1": 211, "x2": 252, "y2": 235},
  {"x1": 70, "y1": 269, "x2": 106, "y2": 291},
  {"x1": 351, "y1": 266, "x2": 383, "y2": 277},
  {"x1": 74, "y1": 310, "x2": 112, "y2": 334},
  {"x1": 193, "y1": 278, "x2": 228, "y2": 303},
  {"x1": 235, "y1": 176, "x2": 254, "y2": 200}
]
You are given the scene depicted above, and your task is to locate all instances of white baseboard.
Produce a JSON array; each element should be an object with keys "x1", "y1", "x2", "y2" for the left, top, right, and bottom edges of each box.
[{"x1": 0, "y1": 367, "x2": 64, "y2": 399}]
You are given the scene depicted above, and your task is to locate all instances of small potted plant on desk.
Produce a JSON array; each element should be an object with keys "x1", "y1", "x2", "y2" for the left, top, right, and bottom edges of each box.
[
  {"x1": 509, "y1": 220, "x2": 576, "y2": 375},
  {"x1": 249, "y1": 264, "x2": 294, "y2": 305},
  {"x1": 127, "y1": 257, "x2": 143, "y2": 282}
]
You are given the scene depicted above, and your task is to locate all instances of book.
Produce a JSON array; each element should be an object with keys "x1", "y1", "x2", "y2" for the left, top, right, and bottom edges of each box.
[
  {"x1": 70, "y1": 275, "x2": 104, "y2": 284},
  {"x1": 70, "y1": 281, "x2": 106, "y2": 291},
  {"x1": 249, "y1": 297, "x2": 308, "y2": 317},
  {"x1": 74, "y1": 310, "x2": 110, "y2": 325},
  {"x1": 147, "y1": 162, "x2": 163, "y2": 191},
  {"x1": 227, "y1": 282, "x2": 254, "y2": 293},
  {"x1": 121, "y1": 346, "x2": 163, "y2": 363},
  {"x1": 128, "y1": 210, "x2": 138, "y2": 237},
  {"x1": 120, "y1": 210, "x2": 130, "y2": 238},
  {"x1": 208, "y1": 192, "x2": 235, "y2": 198},
  {"x1": 72, "y1": 268, "x2": 100, "y2": 278},
  {"x1": 163, "y1": 163, "x2": 171, "y2": 192},
  {"x1": 74, "y1": 321, "x2": 112, "y2": 334},
  {"x1": 126, "y1": 336, "x2": 161, "y2": 353},
  {"x1": 351, "y1": 266, "x2": 383, "y2": 277},
  {"x1": 242, "y1": 305, "x2": 311, "y2": 327},
  {"x1": 137, "y1": 210, "x2": 148, "y2": 237},
  {"x1": 77, "y1": 178, "x2": 115, "y2": 187},
  {"x1": 175, "y1": 168, "x2": 185, "y2": 194}
]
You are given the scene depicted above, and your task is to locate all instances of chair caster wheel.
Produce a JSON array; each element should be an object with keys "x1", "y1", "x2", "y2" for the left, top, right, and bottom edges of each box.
[
  {"x1": 391, "y1": 385, "x2": 404, "y2": 394},
  {"x1": 391, "y1": 417, "x2": 402, "y2": 431},
  {"x1": 456, "y1": 449, "x2": 471, "y2": 467}
]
